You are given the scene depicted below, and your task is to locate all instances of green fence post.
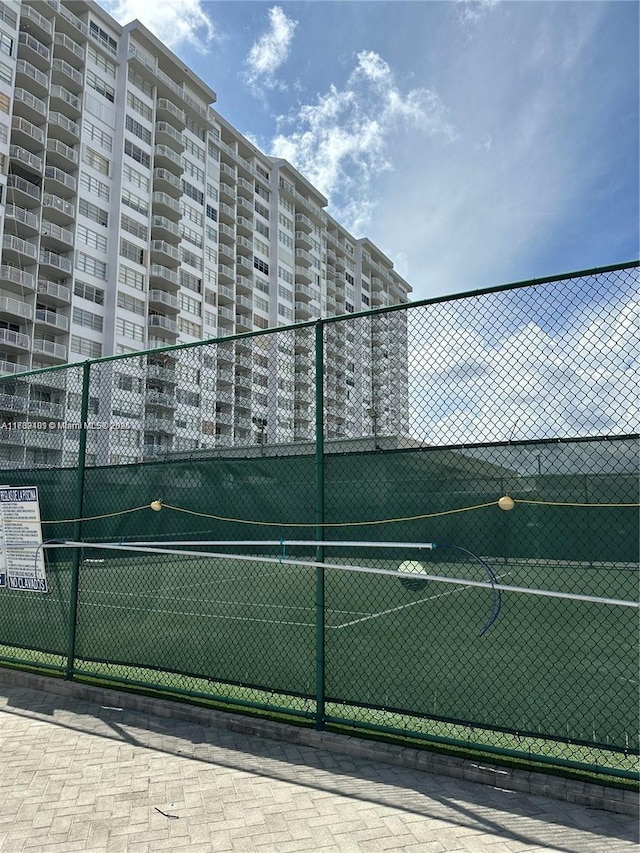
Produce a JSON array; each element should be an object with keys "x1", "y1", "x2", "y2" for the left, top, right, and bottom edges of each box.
[
  {"x1": 65, "y1": 360, "x2": 91, "y2": 679},
  {"x1": 315, "y1": 320, "x2": 326, "y2": 730}
]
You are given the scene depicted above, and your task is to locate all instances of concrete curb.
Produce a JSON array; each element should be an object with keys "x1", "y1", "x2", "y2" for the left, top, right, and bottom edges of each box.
[{"x1": 1, "y1": 667, "x2": 637, "y2": 817}]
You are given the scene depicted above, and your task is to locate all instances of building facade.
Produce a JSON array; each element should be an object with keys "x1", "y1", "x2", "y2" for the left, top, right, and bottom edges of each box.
[{"x1": 0, "y1": 0, "x2": 411, "y2": 467}]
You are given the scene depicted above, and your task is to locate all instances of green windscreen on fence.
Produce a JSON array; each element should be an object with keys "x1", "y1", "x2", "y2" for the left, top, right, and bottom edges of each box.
[{"x1": 0, "y1": 262, "x2": 637, "y2": 777}]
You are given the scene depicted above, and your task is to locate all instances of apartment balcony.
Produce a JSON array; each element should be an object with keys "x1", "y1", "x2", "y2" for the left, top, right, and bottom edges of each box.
[
  {"x1": 236, "y1": 215, "x2": 253, "y2": 237},
  {"x1": 25, "y1": 430, "x2": 63, "y2": 450},
  {"x1": 295, "y1": 231, "x2": 312, "y2": 250},
  {"x1": 147, "y1": 314, "x2": 179, "y2": 338},
  {"x1": 0, "y1": 265, "x2": 35, "y2": 292},
  {"x1": 294, "y1": 283, "x2": 315, "y2": 302},
  {"x1": 146, "y1": 363, "x2": 177, "y2": 384},
  {"x1": 53, "y1": 32, "x2": 85, "y2": 67},
  {"x1": 4, "y1": 204, "x2": 40, "y2": 237},
  {"x1": 236, "y1": 236, "x2": 253, "y2": 257},
  {"x1": 295, "y1": 302, "x2": 313, "y2": 321},
  {"x1": 48, "y1": 111, "x2": 80, "y2": 145},
  {"x1": 371, "y1": 276, "x2": 385, "y2": 292},
  {"x1": 0, "y1": 328, "x2": 30, "y2": 352},
  {"x1": 236, "y1": 177, "x2": 254, "y2": 199},
  {"x1": 149, "y1": 264, "x2": 179, "y2": 291},
  {"x1": 15, "y1": 59, "x2": 49, "y2": 98},
  {"x1": 148, "y1": 289, "x2": 179, "y2": 314},
  {"x1": 0, "y1": 393, "x2": 28, "y2": 414},
  {"x1": 144, "y1": 416, "x2": 175, "y2": 435},
  {"x1": 218, "y1": 263, "x2": 234, "y2": 285},
  {"x1": 153, "y1": 168, "x2": 181, "y2": 197},
  {"x1": 151, "y1": 215, "x2": 180, "y2": 242},
  {"x1": 151, "y1": 191, "x2": 181, "y2": 218},
  {"x1": 235, "y1": 256, "x2": 252, "y2": 275},
  {"x1": 236, "y1": 196, "x2": 253, "y2": 215},
  {"x1": 236, "y1": 295, "x2": 253, "y2": 313},
  {"x1": 219, "y1": 162, "x2": 236, "y2": 184},
  {"x1": 150, "y1": 240, "x2": 181, "y2": 267},
  {"x1": 28, "y1": 399, "x2": 64, "y2": 419},
  {"x1": 6, "y1": 175, "x2": 41, "y2": 213},
  {"x1": 219, "y1": 184, "x2": 236, "y2": 205},
  {"x1": 145, "y1": 390, "x2": 176, "y2": 409},
  {"x1": 235, "y1": 274, "x2": 252, "y2": 295},
  {"x1": 218, "y1": 243, "x2": 235, "y2": 263},
  {"x1": 153, "y1": 144, "x2": 184, "y2": 174},
  {"x1": 41, "y1": 221, "x2": 74, "y2": 252},
  {"x1": 2, "y1": 234, "x2": 38, "y2": 266},
  {"x1": 52, "y1": 57, "x2": 83, "y2": 92},
  {"x1": 0, "y1": 296, "x2": 33, "y2": 321},
  {"x1": 156, "y1": 98, "x2": 185, "y2": 126},
  {"x1": 20, "y1": 2, "x2": 53, "y2": 38},
  {"x1": 42, "y1": 193, "x2": 75, "y2": 225},
  {"x1": 218, "y1": 202, "x2": 235, "y2": 224},
  {"x1": 46, "y1": 138, "x2": 78, "y2": 169},
  {"x1": 17, "y1": 31, "x2": 51, "y2": 70},
  {"x1": 13, "y1": 88, "x2": 47, "y2": 125},
  {"x1": 218, "y1": 223, "x2": 235, "y2": 243},
  {"x1": 295, "y1": 265, "x2": 312, "y2": 284},
  {"x1": 217, "y1": 284, "x2": 235, "y2": 304},
  {"x1": 37, "y1": 279, "x2": 71, "y2": 306},
  {"x1": 49, "y1": 84, "x2": 82, "y2": 117},
  {"x1": 39, "y1": 249, "x2": 73, "y2": 276},
  {"x1": 0, "y1": 359, "x2": 23, "y2": 376},
  {"x1": 35, "y1": 308, "x2": 69, "y2": 332},
  {"x1": 10, "y1": 116, "x2": 45, "y2": 152},
  {"x1": 295, "y1": 213, "x2": 313, "y2": 232},
  {"x1": 155, "y1": 122, "x2": 184, "y2": 152},
  {"x1": 51, "y1": 1, "x2": 89, "y2": 40}
]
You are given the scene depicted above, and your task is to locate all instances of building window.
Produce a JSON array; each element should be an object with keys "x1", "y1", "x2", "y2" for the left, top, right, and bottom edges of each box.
[
  {"x1": 116, "y1": 318, "x2": 145, "y2": 341},
  {"x1": 205, "y1": 204, "x2": 217, "y2": 222},
  {"x1": 125, "y1": 115, "x2": 152, "y2": 146},
  {"x1": 117, "y1": 292, "x2": 145, "y2": 315},
  {"x1": 86, "y1": 69, "x2": 115, "y2": 103},
  {"x1": 124, "y1": 140, "x2": 150, "y2": 168},
  {"x1": 78, "y1": 198, "x2": 108, "y2": 228},
  {"x1": 80, "y1": 173, "x2": 110, "y2": 201},
  {"x1": 118, "y1": 265, "x2": 145, "y2": 291},
  {"x1": 126, "y1": 91, "x2": 153, "y2": 122},
  {"x1": 89, "y1": 20, "x2": 118, "y2": 55},
  {"x1": 71, "y1": 335, "x2": 102, "y2": 358},
  {"x1": 74, "y1": 280, "x2": 104, "y2": 305},
  {"x1": 120, "y1": 239, "x2": 146, "y2": 265},
  {"x1": 121, "y1": 214, "x2": 148, "y2": 241},
  {"x1": 73, "y1": 307, "x2": 103, "y2": 332},
  {"x1": 254, "y1": 200, "x2": 269, "y2": 220},
  {"x1": 76, "y1": 252, "x2": 107, "y2": 280},
  {"x1": 84, "y1": 120, "x2": 113, "y2": 152},
  {"x1": 0, "y1": 92, "x2": 10, "y2": 113},
  {"x1": 254, "y1": 257, "x2": 269, "y2": 275},
  {"x1": 0, "y1": 31, "x2": 12, "y2": 57},
  {"x1": 182, "y1": 181, "x2": 204, "y2": 205},
  {"x1": 121, "y1": 188, "x2": 148, "y2": 215},
  {"x1": 77, "y1": 224, "x2": 108, "y2": 252}
]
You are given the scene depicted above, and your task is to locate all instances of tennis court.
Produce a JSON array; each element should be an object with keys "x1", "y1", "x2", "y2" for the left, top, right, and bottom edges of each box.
[{"x1": 0, "y1": 544, "x2": 636, "y2": 753}]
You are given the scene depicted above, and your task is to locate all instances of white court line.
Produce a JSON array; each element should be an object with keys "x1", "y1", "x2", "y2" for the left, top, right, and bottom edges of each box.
[
  {"x1": 81, "y1": 600, "x2": 316, "y2": 628},
  {"x1": 83, "y1": 589, "x2": 370, "y2": 617},
  {"x1": 332, "y1": 571, "x2": 515, "y2": 629}
]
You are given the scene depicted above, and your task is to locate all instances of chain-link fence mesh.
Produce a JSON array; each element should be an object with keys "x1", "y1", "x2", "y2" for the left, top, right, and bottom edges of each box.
[{"x1": 0, "y1": 262, "x2": 637, "y2": 776}]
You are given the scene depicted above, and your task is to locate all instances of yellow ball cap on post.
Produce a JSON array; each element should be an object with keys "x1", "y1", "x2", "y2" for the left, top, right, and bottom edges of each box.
[
  {"x1": 150, "y1": 500, "x2": 162, "y2": 512},
  {"x1": 498, "y1": 495, "x2": 515, "y2": 511}
]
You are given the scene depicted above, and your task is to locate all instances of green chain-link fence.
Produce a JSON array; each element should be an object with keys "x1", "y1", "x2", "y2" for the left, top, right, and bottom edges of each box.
[{"x1": 0, "y1": 262, "x2": 638, "y2": 779}]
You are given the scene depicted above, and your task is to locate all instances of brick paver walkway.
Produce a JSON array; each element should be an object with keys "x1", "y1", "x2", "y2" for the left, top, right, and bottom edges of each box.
[{"x1": 0, "y1": 678, "x2": 637, "y2": 852}]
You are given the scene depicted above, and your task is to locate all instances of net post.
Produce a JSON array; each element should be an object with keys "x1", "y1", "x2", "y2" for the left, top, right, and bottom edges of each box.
[
  {"x1": 65, "y1": 359, "x2": 91, "y2": 679},
  {"x1": 314, "y1": 319, "x2": 326, "y2": 731}
]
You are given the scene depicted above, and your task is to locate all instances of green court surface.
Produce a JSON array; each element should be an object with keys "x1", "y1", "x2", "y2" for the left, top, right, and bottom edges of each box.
[{"x1": 0, "y1": 547, "x2": 637, "y2": 754}]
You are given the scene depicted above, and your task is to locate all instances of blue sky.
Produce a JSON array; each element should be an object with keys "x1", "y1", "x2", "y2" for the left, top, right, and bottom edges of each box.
[{"x1": 100, "y1": 0, "x2": 639, "y2": 302}]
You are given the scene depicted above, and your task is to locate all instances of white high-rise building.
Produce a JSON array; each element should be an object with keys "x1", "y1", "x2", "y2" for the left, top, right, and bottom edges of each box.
[{"x1": 0, "y1": 0, "x2": 411, "y2": 466}]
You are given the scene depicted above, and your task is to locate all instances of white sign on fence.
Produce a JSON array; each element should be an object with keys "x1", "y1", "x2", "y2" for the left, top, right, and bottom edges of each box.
[{"x1": 0, "y1": 486, "x2": 47, "y2": 592}]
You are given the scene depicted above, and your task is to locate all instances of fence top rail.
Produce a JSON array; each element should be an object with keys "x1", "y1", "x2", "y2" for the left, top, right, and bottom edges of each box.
[{"x1": 0, "y1": 259, "x2": 636, "y2": 383}]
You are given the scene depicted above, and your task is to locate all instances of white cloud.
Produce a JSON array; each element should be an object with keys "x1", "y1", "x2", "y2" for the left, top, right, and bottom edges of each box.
[
  {"x1": 269, "y1": 50, "x2": 455, "y2": 235},
  {"x1": 101, "y1": 0, "x2": 215, "y2": 52},
  {"x1": 406, "y1": 283, "x2": 639, "y2": 445},
  {"x1": 244, "y1": 6, "x2": 297, "y2": 90},
  {"x1": 457, "y1": 0, "x2": 500, "y2": 27}
]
